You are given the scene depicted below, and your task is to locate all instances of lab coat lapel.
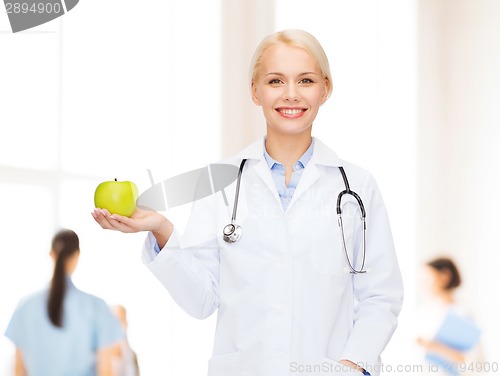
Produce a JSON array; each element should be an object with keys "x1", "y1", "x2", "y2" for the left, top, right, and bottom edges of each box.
[
  {"x1": 285, "y1": 138, "x2": 342, "y2": 213},
  {"x1": 233, "y1": 136, "x2": 342, "y2": 213},
  {"x1": 253, "y1": 158, "x2": 283, "y2": 209},
  {"x1": 234, "y1": 137, "x2": 282, "y2": 210}
]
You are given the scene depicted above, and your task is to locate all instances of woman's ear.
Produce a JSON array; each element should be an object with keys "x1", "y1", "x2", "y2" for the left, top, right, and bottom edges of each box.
[
  {"x1": 320, "y1": 78, "x2": 330, "y2": 104},
  {"x1": 251, "y1": 82, "x2": 261, "y2": 106}
]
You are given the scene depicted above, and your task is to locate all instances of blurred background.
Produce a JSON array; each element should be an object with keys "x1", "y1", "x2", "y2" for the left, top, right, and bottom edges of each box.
[{"x1": 1, "y1": 0, "x2": 499, "y2": 374}]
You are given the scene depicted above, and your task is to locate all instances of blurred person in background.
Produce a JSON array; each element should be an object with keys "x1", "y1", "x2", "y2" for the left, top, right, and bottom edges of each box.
[
  {"x1": 416, "y1": 257, "x2": 483, "y2": 375},
  {"x1": 111, "y1": 305, "x2": 140, "y2": 376},
  {"x1": 4, "y1": 229, "x2": 124, "y2": 376}
]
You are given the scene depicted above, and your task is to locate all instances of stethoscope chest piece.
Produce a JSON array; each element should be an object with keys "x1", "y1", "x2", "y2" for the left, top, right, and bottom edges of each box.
[
  {"x1": 223, "y1": 159, "x2": 247, "y2": 244},
  {"x1": 222, "y1": 159, "x2": 367, "y2": 274},
  {"x1": 223, "y1": 223, "x2": 242, "y2": 243}
]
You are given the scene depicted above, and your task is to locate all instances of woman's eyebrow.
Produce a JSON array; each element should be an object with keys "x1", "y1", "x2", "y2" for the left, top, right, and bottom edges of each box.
[{"x1": 265, "y1": 71, "x2": 319, "y2": 77}]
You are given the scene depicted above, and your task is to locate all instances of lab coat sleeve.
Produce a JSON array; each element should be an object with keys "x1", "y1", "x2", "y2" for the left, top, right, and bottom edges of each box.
[
  {"x1": 340, "y1": 173, "x2": 404, "y2": 370},
  {"x1": 141, "y1": 196, "x2": 221, "y2": 320}
]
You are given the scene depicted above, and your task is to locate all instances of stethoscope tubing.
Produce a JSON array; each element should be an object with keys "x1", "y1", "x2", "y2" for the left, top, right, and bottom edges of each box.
[
  {"x1": 224, "y1": 160, "x2": 367, "y2": 274},
  {"x1": 230, "y1": 159, "x2": 247, "y2": 224}
]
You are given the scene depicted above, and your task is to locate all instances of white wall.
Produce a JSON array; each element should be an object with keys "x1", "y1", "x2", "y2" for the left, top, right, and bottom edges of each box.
[
  {"x1": 0, "y1": 1, "x2": 222, "y2": 375},
  {"x1": 2, "y1": 0, "x2": 499, "y2": 375},
  {"x1": 220, "y1": 0, "x2": 274, "y2": 157},
  {"x1": 418, "y1": 0, "x2": 500, "y2": 362}
]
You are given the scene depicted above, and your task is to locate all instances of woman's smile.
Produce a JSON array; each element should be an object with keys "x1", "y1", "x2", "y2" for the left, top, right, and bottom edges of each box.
[
  {"x1": 275, "y1": 106, "x2": 308, "y2": 119},
  {"x1": 251, "y1": 43, "x2": 328, "y2": 137}
]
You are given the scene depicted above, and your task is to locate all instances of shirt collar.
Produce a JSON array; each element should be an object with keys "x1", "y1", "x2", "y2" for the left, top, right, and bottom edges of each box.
[
  {"x1": 233, "y1": 136, "x2": 342, "y2": 167},
  {"x1": 263, "y1": 138, "x2": 314, "y2": 171}
]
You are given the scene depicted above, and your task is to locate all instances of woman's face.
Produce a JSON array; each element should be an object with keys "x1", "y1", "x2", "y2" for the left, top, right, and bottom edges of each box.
[
  {"x1": 422, "y1": 266, "x2": 450, "y2": 295},
  {"x1": 252, "y1": 43, "x2": 328, "y2": 137}
]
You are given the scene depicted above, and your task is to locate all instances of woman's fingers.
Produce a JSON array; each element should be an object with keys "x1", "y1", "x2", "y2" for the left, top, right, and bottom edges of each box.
[
  {"x1": 109, "y1": 213, "x2": 139, "y2": 232},
  {"x1": 92, "y1": 209, "x2": 113, "y2": 229},
  {"x1": 92, "y1": 208, "x2": 147, "y2": 233},
  {"x1": 92, "y1": 209, "x2": 128, "y2": 231},
  {"x1": 92, "y1": 207, "x2": 163, "y2": 233},
  {"x1": 100, "y1": 208, "x2": 112, "y2": 216}
]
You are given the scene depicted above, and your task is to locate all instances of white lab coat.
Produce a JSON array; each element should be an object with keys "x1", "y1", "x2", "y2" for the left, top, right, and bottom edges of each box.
[{"x1": 142, "y1": 137, "x2": 403, "y2": 376}]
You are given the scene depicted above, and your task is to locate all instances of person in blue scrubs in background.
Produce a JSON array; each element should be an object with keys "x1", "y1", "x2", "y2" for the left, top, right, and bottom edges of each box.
[{"x1": 4, "y1": 229, "x2": 124, "y2": 376}]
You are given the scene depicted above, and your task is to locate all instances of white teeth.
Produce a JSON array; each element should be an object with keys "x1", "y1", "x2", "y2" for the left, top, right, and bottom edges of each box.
[{"x1": 280, "y1": 108, "x2": 303, "y2": 115}]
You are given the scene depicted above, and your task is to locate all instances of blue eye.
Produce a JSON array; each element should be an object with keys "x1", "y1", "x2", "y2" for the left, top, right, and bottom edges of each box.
[
  {"x1": 269, "y1": 79, "x2": 282, "y2": 85},
  {"x1": 300, "y1": 78, "x2": 314, "y2": 84}
]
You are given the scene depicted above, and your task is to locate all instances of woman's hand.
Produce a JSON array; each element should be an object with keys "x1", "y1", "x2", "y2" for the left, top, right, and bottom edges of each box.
[
  {"x1": 92, "y1": 208, "x2": 174, "y2": 248},
  {"x1": 417, "y1": 337, "x2": 465, "y2": 363},
  {"x1": 339, "y1": 359, "x2": 365, "y2": 374},
  {"x1": 92, "y1": 207, "x2": 161, "y2": 232},
  {"x1": 92, "y1": 208, "x2": 174, "y2": 247}
]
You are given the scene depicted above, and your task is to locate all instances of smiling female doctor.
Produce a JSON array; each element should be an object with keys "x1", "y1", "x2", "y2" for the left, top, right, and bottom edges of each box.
[{"x1": 93, "y1": 29, "x2": 403, "y2": 376}]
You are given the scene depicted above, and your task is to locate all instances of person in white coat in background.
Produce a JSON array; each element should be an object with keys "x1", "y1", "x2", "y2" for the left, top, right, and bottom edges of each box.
[{"x1": 92, "y1": 29, "x2": 403, "y2": 376}]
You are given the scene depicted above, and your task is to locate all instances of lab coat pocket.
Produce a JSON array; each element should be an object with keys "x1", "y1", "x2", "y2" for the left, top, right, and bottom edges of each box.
[
  {"x1": 310, "y1": 202, "x2": 357, "y2": 277},
  {"x1": 207, "y1": 351, "x2": 240, "y2": 376}
]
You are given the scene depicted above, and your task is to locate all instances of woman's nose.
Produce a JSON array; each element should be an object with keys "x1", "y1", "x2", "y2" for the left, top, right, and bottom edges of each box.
[{"x1": 283, "y1": 84, "x2": 300, "y2": 101}]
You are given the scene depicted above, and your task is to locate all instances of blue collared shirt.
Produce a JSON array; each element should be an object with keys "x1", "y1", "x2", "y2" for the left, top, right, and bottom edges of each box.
[{"x1": 263, "y1": 139, "x2": 314, "y2": 211}]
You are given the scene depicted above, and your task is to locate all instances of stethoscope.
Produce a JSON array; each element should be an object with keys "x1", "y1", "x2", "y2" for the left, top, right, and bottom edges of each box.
[{"x1": 222, "y1": 159, "x2": 367, "y2": 274}]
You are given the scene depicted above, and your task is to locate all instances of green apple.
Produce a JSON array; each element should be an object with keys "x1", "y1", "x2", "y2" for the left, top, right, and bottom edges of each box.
[{"x1": 94, "y1": 179, "x2": 139, "y2": 217}]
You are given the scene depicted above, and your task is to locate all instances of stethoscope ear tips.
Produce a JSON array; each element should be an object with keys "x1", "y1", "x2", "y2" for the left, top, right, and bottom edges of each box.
[{"x1": 223, "y1": 223, "x2": 243, "y2": 243}]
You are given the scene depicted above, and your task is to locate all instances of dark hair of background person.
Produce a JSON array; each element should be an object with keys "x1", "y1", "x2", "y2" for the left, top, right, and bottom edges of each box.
[
  {"x1": 427, "y1": 257, "x2": 462, "y2": 291},
  {"x1": 47, "y1": 229, "x2": 80, "y2": 327}
]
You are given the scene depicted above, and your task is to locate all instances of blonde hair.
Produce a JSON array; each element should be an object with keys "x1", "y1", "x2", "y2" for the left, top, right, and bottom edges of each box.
[{"x1": 249, "y1": 29, "x2": 333, "y2": 99}]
